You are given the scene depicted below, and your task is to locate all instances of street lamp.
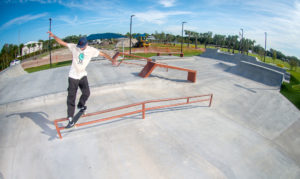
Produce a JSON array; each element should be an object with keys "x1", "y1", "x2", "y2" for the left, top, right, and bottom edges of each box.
[
  {"x1": 240, "y1": 28, "x2": 243, "y2": 54},
  {"x1": 49, "y1": 18, "x2": 52, "y2": 68},
  {"x1": 181, "y1": 21, "x2": 186, "y2": 55},
  {"x1": 264, "y1": 32, "x2": 267, "y2": 62},
  {"x1": 129, "y1": 15, "x2": 135, "y2": 54}
]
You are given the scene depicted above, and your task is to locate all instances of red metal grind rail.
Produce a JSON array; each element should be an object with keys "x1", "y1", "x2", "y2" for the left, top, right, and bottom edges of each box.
[
  {"x1": 112, "y1": 52, "x2": 197, "y2": 83},
  {"x1": 139, "y1": 61, "x2": 197, "y2": 83},
  {"x1": 54, "y1": 94, "x2": 213, "y2": 139}
]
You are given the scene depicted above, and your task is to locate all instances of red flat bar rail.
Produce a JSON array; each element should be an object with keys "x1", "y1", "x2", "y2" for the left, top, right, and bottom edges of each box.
[
  {"x1": 139, "y1": 61, "x2": 197, "y2": 83},
  {"x1": 54, "y1": 94, "x2": 213, "y2": 139}
]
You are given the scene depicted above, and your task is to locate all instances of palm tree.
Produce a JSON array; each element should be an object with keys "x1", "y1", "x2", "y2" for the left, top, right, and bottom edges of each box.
[
  {"x1": 226, "y1": 35, "x2": 232, "y2": 52},
  {"x1": 19, "y1": 43, "x2": 24, "y2": 58},
  {"x1": 202, "y1": 32, "x2": 213, "y2": 48},
  {"x1": 185, "y1": 30, "x2": 192, "y2": 48},
  {"x1": 38, "y1": 40, "x2": 44, "y2": 55},
  {"x1": 32, "y1": 43, "x2": 37, "y2": 56},
  {"x1": 193, "y1": 32, "x2": 199, "y2": 49},
  {"x1": 12, "y1": 45, "x2": 18, "y2": 58},
  {"x1": 232, "y1": 35, "x2": 238, "y2": 53},
  {"x1": 189, "y1": 31, "x2": 199, "y2": 49}
]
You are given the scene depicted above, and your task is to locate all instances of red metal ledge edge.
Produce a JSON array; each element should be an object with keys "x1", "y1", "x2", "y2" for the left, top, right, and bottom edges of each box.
[{"x1": 54, "y1": 94, "x2": 213, "y2": 139}]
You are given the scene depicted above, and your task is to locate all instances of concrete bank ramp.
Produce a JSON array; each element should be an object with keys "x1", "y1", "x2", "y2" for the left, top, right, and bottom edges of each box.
[
  {"x1": 0, "y1": 64, "x2": 27, "y2": 83},
  {"x1": 229, "y1": 61, "x2": 284, "y2": 87},
  {"x1": 0, "y1": 57, "x2": 299, "y2": 179},
  {"x1": 201, "y1": 48, "x2": 290, "y2": 82},
  {"x1": 0, "y1": 61, "x2": 142, "y2": 105}
]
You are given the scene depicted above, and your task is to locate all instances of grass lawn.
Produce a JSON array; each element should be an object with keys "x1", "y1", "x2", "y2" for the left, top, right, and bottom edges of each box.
[
  {"x1": 25, "y1": 60, "x2": 72, "y2": 73},
  {"x1": 135, "y1": 43, "x2": 204, "y2": 57},
  {"x1": 280, "y1": 71, "x2": 300, "y2": 109}
]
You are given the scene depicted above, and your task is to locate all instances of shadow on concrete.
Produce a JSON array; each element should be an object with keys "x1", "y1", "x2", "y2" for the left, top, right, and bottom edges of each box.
[
  {"x1": 131, "y1": 72, "x2": 191, "y2": 83},
  {"x1": 149, "y1": 74, "x2": 190, "y2": 83},
  {"x1": 6, "y1": 112, "x2": 57, "y2": 141},
  {"x1": 0, "y1": 171, "x2": 3, "y2": 179},
  {"x1": 131, "y1": 72, "x2": 141, "y2": 77},
  {"x1": 213, "y1": 62, "x2": 282, "y2": 88},
  {"x1": 234, "y1": 84, "x2": 257, "y2": 93},
  {"x1": 61, "y1": 104, "x2": 208, "y2": 137},
  {"x1": 214, "y1": 62, "x2": 234, "y2": 71}
]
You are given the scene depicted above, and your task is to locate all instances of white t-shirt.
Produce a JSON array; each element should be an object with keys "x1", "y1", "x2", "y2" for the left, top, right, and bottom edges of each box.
[{"x1": 67, "y1": 43, "x2": 99, "y2": 79}]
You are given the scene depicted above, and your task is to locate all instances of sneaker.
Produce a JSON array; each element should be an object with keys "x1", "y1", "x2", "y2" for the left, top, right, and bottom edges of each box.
[
  {"x1": 77, "y1": 105, "x2": 87, "y2": 112},
  {"x1": 65, "y1": 117, "x2": 75, "y2": 128}
]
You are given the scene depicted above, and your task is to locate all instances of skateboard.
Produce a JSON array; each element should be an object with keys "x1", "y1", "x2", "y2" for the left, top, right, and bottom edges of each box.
[{"x1": 65, "y1": 109, "x2": 85, "y2": 128}]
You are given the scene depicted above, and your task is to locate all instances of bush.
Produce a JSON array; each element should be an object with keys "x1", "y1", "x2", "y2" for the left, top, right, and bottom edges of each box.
[{"x1": 277, "y1": 64, "x2": 284, "y2": 68}]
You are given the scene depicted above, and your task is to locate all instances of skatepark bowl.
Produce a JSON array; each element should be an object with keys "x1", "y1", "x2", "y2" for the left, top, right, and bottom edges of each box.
[{"x1": 0, "y1": 49, "x2": 299, "y2": 179}]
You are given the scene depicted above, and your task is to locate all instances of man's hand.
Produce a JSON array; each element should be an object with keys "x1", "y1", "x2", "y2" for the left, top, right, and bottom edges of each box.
[
  {"x1": 47, "y1": 31, "x2": 55, "y2": 38},
  {"x1": 46, "y1": 31, "x2": 68, "y2": 47},
  {"x1": 100, "y1": 51, "x2": 117, "y2": 65}
]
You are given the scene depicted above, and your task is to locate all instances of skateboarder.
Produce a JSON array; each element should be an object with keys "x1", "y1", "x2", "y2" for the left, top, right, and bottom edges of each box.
[{"x1": 47, "y1": 31, "x2": 114, "y2": 128}]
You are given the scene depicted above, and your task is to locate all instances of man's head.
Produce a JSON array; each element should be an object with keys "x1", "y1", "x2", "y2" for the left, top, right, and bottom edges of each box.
[{"x1": 77, "y1": 37, "x2": 88, "y2": 50}]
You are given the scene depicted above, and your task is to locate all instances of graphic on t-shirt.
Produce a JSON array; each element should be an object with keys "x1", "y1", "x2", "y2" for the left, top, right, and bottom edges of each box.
[{"x1": 78, "y1": 53, "x2": 84, "y2": 64}]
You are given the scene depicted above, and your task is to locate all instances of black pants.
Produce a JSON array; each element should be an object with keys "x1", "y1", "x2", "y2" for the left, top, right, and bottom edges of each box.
[{"x1": 67, "y1": 76, "x2": 90, "y2": 118}]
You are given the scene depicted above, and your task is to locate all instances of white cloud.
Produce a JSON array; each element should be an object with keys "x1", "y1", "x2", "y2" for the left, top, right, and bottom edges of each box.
[
  {"x1": 163, "y1": 24, "x2": 198, "y2": 35},
  {"x1": 187, "y1": 0, "x2": 300, "y2": 58},
  {"x1": 241, "y1": 1, "x2": 300, "y2": 57},
  {"x1": 58, "y1": 0, "x2": 115, "y2": 11},
  {"x1": 134, "y1": 10, "x2": 191, "y2": 25},
  {"x1": 0, "y1": 13, "x2": 47, "y2": 31},
  {"x1": 159, "y1": 0, "x2": 176, "y2": 7},
  {"x1": 56, "y1": 15, "x2": 78, "y2": 26},
  {"x1": 16, "y1": 0, "x2": 58, "y2": 3}
]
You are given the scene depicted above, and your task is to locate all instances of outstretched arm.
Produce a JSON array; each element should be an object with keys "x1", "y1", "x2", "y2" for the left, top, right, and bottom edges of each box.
[
  {"x1": 99, "y1": 51, "x2": 117, "y2": 65},
  {"x1": 47, "y1": 31, "x2": 68, "y2": 47}
]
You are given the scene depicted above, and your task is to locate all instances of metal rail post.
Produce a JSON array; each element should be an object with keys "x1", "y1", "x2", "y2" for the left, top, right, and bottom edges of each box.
[{"x1": 142, "y1": 103, "x2": 145, "y2": 119}]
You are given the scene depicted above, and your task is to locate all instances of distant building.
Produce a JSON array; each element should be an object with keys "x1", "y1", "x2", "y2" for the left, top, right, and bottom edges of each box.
[
  {"x1": 90, "y1": 39, "x2": 102, "y2": 44},
  {"x1": 22, "y1": 41, "x2": 43, "y2": 56}
]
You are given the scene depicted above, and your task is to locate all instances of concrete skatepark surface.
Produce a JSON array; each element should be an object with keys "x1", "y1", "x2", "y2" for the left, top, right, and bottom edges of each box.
[{"x1": 0, "y1": 51, "x2": 299, "y2": 178}]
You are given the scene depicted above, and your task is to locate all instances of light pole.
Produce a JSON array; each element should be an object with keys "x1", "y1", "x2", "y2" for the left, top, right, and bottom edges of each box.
[
  {"x1": 240, "y1": 28, "x2": 243, "y2": 54},
  {"x1": 129, "y1": 15, "x2": 135, "y2": 54},
  {"x1": 264, "y1": 32, "x2": 267, "y2": 62},
  {"x1": 49, "y1": 18, "x2": 52, "y2": 68},
  {"x1": 181, "y1": 21, "x2": 186, "y2": 55}
]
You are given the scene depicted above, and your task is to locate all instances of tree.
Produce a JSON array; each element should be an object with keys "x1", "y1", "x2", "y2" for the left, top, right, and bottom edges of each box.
[
  {"x1": 253, "y1": 44, "x2": 264, "y2": 54},
  {"x1": 12, "y1": 45, "x2": 18, "y2": 58},
  {"x1": 38, "y1": 40, "x2": 44, "y2": 55},
  {"x1": 213, "y1": 34, "x2": 226, "y2": 47},
  {"x1": 242, "y1": 39, "x2": 255, "y2": 55},
  {"x1": 225, "y1": 35, "x2": 232, "y2": 52},
  {"x1": 190, "y1": 31, "x2": 199, "y2": 49},
  {"x1": 19, "y1": 43, "x2": 24, "y2": 58},
  {"x1": 231, "y1": 35, "x2": 239, "y2": 53},
  {"x1": 32, "y1": 43, "x2": 37, "y2": 56},
  {"x1": 63, "y1": 35, "x2": 81, "y2": 43},
  {"x1": 272, "y1": 50, "x2": 277, "y2": 64},
  {"x1": 200, "y1": 32, "x2": 213, "y2": 48},
  {"x1": 288, "y1": 57, "x2": 299, "y2": 70},
  {"x1": 185, "y1": 30, "x2": 192, "y2": 47},
  {"x1": 258, "y1": 48, "x2": 265, "y2": 61}
]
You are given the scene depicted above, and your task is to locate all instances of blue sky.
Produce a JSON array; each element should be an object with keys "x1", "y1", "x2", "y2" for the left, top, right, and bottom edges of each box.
[{"x1": 0, "y1": 0, "x2": 300, "y2": 58}]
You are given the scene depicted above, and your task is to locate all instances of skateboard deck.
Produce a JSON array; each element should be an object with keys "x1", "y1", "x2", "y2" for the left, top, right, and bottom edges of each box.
[{"x1": 65, "y1": 109, "x2": 85, "y2": 128}]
